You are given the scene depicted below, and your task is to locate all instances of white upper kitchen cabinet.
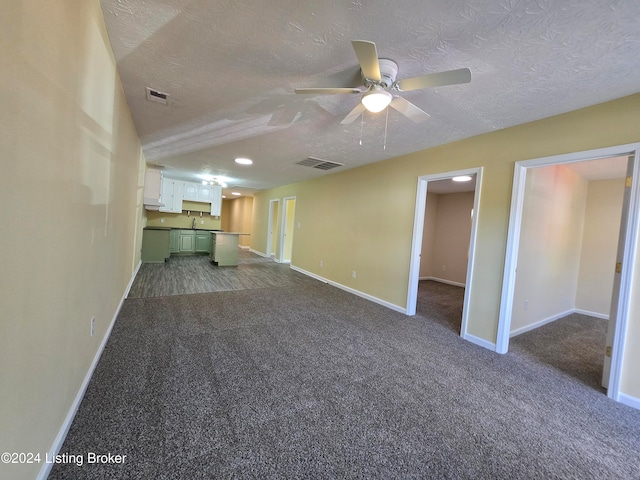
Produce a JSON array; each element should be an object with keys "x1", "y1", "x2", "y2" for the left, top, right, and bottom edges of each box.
[
  {"x1": 183, "y1": 182, "x2": 217, "y2": 203},
  {"x1": 159, "y1": 179, "x2": 184, "y2": 213},
  {"x1": 210, "y1": 186, "x2": 222, "y2": 216},
  {"x1": 183, "y1": 182, "x2": 199, "y2": 201},
  {"x1": 143, "y1": 167, "x2": 164, "y2": 209},
  {"x1": 160, "y1": 177, "x2": 221, "y2": 216},
  {"x1": 198, "y1": 184, "x2": 215, "y2": 202}
]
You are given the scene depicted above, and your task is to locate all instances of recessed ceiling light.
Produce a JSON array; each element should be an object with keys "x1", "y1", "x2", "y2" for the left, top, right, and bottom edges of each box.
[
  {"x1": 235, "y1": 157, "x2": 253, "y2": 165},
  {"x1": 231, "y1": 192, "x2": 241, "y2": 196},
  {"x1": 452, "y1": 175, "x2": 473, "y2": 182}
]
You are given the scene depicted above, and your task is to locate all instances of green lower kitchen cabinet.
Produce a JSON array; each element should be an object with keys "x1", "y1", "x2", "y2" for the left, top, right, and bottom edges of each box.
[
  {"x1": 162, "y1": 228, "x2": 213, "y2": 257},
  {"x1": 179, "y1": 230, "x2": 195, "y2": 253},
  {"x1": 141, "y1": 227, "x2": 170, "y2": 263},
  {"x1": 169, "y1": 229, "x2": 180, "y2": 253},
  {"x1": 195, "y1": 231, "x2": 211, "y2": 253}
]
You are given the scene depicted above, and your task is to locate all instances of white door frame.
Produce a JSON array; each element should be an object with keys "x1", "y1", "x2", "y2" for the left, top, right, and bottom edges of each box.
[
  {"x1": 407, "y1": 167, "x2": 483, "y2": 343},
  {"x1": 497, "y1": 143, "x2": 640, "y2": 402},
  {"x1": 280, "y1": 196, "x2": 296, "y2": 264},
  {"x1": 266, "y1": 198, "x2": 279, "y2": 260}
]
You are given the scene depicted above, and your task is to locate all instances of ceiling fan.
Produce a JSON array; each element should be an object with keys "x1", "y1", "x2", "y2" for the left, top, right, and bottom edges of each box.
[{"x1": 295, "y1": 40, "x2": 471, "y2": 124}]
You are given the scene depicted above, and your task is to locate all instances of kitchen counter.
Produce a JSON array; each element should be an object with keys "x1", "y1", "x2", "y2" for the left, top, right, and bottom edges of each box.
[{"x1": 210, "y1": 232, "x2": 250, "y2": 266}]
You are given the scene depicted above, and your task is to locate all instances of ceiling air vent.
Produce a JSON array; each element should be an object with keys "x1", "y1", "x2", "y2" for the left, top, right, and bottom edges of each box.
[
  {"x1": 146, "y1": 87, "x2": 169, "y2": 105},
  {"x1": 296, "y1": 157, "x2": 344, "y2": 171}
]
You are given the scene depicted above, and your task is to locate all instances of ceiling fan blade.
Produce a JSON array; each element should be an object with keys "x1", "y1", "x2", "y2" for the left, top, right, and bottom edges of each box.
[
  {"x1": 351, "y1": 40, "x2": 381, "y2": 82},
  {"x1": 396, "y1": 67, "x2": 471, "y2": 92},
  {"x1": 295, "y1": 87, "x2": 362, "y2": 95},
  {"x1": 389, "y1": 97, "x2": 430, "y2": 123},
  {"x1": 340, "y1": 103, "x2": 365, "y2": 125}
]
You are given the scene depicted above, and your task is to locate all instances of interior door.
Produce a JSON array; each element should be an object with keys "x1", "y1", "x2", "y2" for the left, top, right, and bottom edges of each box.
[
  {"x1": 267, "y1": 199, "x2": 279, "y2": 258},
  {"x1": 281, "y1": 197, "x2": 296, "y2": 263},
  {"x1": 602, "y1": 155, "x2": 634, "y2": 388}
]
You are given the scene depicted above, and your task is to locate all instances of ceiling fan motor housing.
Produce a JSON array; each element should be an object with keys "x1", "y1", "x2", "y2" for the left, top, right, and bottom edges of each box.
[{"x1": 363, "y1": 58, "x2": 398, "y2": 88}]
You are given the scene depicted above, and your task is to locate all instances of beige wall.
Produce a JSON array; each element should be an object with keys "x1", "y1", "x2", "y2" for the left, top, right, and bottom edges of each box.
[
  {"x1": 421, "y1": 191, "x2": 474, "y2": 285},
  {"x1": 221, "y1": 198, "x2": 231, "y2": 232},
  {"x1": 252, "y1": 94, "x2": 640, "y2": 400},
  {"x1": 226, "y1": 197, "x2": 254, "y2": 247},
  {"x1": 576, "y1": 178, "x2": 625, "y2": 315},
  {"x1": 511, "y1": 165, "x2": 588, "y2": 332},
  {"x1": 0, "y1": 1, "x2": 145, "y2": 479},
  {"x1": 420, "y1": 192, "x2": 439, "y2": 278},
  {"x1": 511, "y1": 171, "x2": 624, "y2": 334}
]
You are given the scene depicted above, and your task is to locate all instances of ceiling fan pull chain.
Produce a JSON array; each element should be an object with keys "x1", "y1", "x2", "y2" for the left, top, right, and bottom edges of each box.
[
  {"x1": 383, "y1": 107, "x2": 389, "y2": 150},
  {"x1": 359, "y1": 110, "x2": 365, "y2": 145}
]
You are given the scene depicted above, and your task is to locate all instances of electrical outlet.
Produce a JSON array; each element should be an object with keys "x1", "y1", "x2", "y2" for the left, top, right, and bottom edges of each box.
[
  {"x1": 90, "y1": 317, "x2": 95, "y2": 336},
  {"x1": 352, "y1": 271, "x2": 356, "y2": 279},
  {"x1": 200, "y1": 220, "x2": 204, "y2": 224},
  {"x1": 320, "y1": 260, "x2": 323, "y2": 267},
  {"x1": 442, "y1": 265, "x2": 447, "y2": 271}
]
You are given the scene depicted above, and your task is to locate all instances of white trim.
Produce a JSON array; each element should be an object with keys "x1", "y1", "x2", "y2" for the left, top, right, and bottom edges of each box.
[
  {"x1": 266, "y1": 198, "x2": 280, "y2": 261},
  {"x1": 574, "y1": 308, "x2": 609, "y2": 320},
  {"x1": 290, "y1": 265, "x2": 329, "y2": 284},
  {"x1": 496, "y1": 160, "x2": 528, "y2": 354},
  {"x1": 608, "y1": 151, "x2": 640, "y2": 402},
  {"x1": 249, "y1": 248, "x2": 269, "y2": 258},
  {"x1": 406, "y1": 167, "x2": 483, "y2": 347},
  {"x1": 496, "y1": 143, "x2": 640, "y2": 406},
  {"x1": 280, "y1": 196, "x2": 296, "y2": 263},
  {"x1": 618, "y1": 392, "x2": 640, "y2": 411},
  {"x1": 37, "y1": 261, "x2": 141, "y2": 480},
  {"x1": 509, "y1": 309, "x2": 573, "y2": 337},
  {"x1": 510, "y1": 308, "x2": 610, "y2": 338},
  {"x1": 462, "y1": 333, "x2": 496, "y2": 351},
  {"x1": 421, "y1": 276, "x2": 466, "y2": 288},
  {"x1": 290, "y1": 264, "x2": 406, "y2": 314}
]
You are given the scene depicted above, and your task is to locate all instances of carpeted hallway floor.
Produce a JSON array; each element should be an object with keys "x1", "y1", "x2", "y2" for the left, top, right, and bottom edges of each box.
[{"x1": 49, "y1": 258, "x2": 640, "y2": 479}]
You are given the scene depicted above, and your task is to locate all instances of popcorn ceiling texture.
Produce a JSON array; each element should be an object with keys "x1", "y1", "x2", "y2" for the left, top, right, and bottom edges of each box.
[{"x1": 100, "y1": 0, "x2": 640, "y2": 189}]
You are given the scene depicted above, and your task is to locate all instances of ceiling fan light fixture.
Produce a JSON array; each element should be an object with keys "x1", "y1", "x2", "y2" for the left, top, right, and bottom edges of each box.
[{"x1": 361, "y1": 87, "x2": 392, "y2": 113}]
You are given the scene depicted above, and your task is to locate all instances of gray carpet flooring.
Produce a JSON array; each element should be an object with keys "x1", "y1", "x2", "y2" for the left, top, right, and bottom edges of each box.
[{"x1": 49, "y1": 264, "x2": 640, "y2": 479}]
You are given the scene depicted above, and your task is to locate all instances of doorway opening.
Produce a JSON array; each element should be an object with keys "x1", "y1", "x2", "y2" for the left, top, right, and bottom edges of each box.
[
  {"x1": 280, "y1": 196, "x2": 296, "y2": 264},
  {"x1": 407, "y1": 168, "x2": 482, "y2": 342},
  {"x1": 266, "y1": 199, "x2": 280, "y2": 260},
  {"x1": 498, "y1": 143, "x2": 640, "y2": 403}
]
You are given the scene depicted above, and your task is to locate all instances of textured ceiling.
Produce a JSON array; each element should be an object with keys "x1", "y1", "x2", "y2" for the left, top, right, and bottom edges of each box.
[{"x1": 100, "y1": 0, "x2": 640, "y2": 196}]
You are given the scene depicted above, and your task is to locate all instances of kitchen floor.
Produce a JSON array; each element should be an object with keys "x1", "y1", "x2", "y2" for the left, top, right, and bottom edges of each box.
[{"x1": 128, "y1": 250, "x2": 317, "y2": 298}]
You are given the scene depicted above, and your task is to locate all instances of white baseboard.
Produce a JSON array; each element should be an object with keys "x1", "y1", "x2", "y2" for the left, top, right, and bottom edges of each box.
[
  {"x1": 574, "y1": 308, "x2": 609, "y2": 320},
  {"x1": 420, "y1": 276, "x2": 466, "y2": 288},
  {"x1": 509, "y1": 309, "x2": 573, "y2": 338},
  {"x1": 249, "y1": 248, "x2": 268, "y2": 257},
  {"x1": 463, "y1": 333, "x2": 496, "y2": 351},
  {"x1": 618, "y1": 392, "x2": 640, "y2": 411},
  {"x1": 510, "y1": 308, "x2": 609, "y2": 338},
  {"x1": 37, "y1": 260, "x2": 141, "y2": 480},
  {"x1": 290, "y1": 264, "x2": 406, "y2": 314}
]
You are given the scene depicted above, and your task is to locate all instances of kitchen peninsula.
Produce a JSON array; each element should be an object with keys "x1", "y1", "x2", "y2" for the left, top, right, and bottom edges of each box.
[
  {"x1": 210, "y1": 232, "x2": 250, "y2": 266},
  {"x1": 141, "y1": 228, "x2": 249, "y2": 267}
]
